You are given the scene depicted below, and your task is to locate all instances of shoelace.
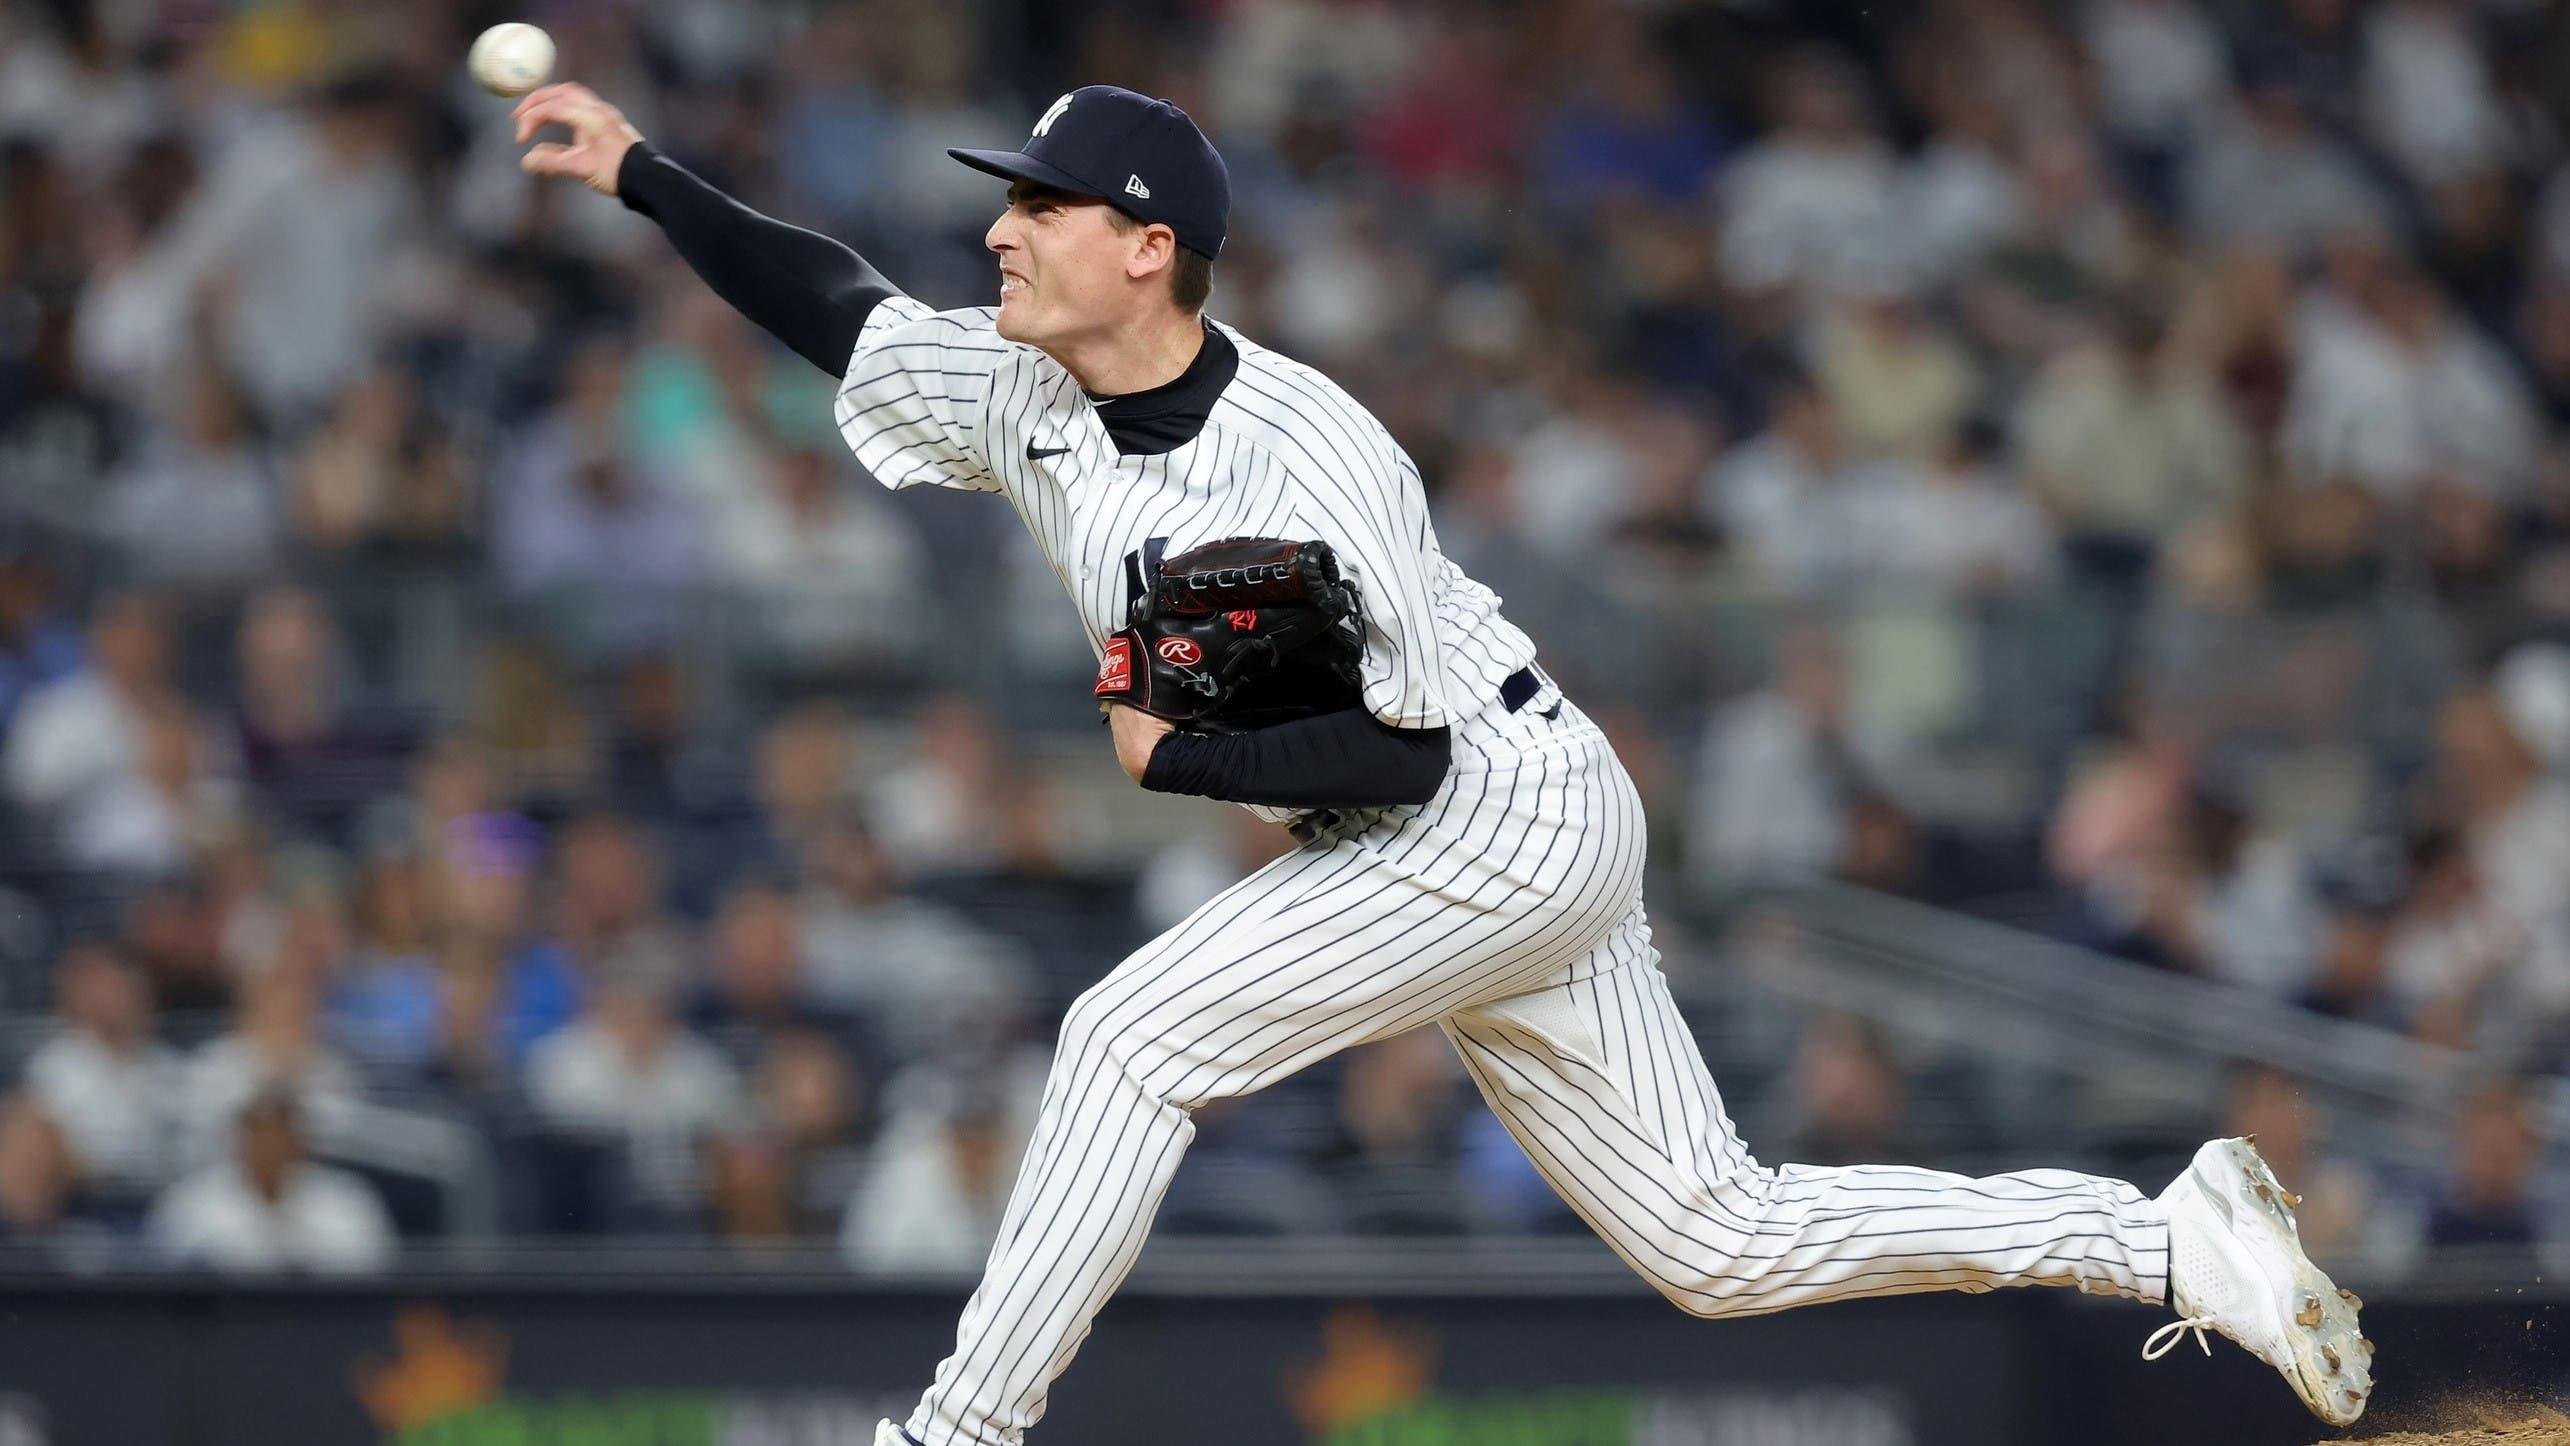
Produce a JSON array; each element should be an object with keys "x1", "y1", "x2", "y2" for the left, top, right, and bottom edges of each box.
[{"x1": 2141, "y1": 1316, "x2": 2215, "y2": 1360}]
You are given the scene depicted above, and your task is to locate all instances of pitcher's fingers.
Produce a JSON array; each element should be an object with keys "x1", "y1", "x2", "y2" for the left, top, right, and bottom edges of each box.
[
  {"x1": 512, "y1": 97, "x2": 571, "y2": 144},
  {"x1": 511, "y1": 89, "x2": 597, "y2": 143},
  {"x1": 519, "y1": 142, "x2": 580, "y2": 176},
  {"x1": 510, "y1": 82, "x2": 590, "y2": 124}
]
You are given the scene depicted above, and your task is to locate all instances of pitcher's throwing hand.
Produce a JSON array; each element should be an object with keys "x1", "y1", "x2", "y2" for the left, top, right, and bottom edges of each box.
[{"x1": 512, "y1": 83, "x2": 640, "y2": 195}]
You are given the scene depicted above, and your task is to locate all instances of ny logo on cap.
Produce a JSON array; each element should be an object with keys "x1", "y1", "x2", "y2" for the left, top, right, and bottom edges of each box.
[
  {"x1": 1032, "y1": 93, "x2": 1073, "y2": 139},
  {"x1": 1125, "y1": 174, "x2": 1151, "y2": 200}
]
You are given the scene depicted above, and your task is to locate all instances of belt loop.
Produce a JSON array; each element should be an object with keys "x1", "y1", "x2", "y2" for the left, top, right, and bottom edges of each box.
[{"x1": 1499, "y1": 664, "x2": 1560, "y2": 719}]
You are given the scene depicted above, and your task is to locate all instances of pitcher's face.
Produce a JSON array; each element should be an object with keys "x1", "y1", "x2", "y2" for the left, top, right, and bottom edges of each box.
[{"x1": 986, "y1": 184, "x2": 1147, "y2": 348}]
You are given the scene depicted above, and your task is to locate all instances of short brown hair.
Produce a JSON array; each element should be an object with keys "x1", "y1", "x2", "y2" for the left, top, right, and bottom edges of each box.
[{"x1": 1105, "y1": 208, "x2": 1214, "y2": 314}]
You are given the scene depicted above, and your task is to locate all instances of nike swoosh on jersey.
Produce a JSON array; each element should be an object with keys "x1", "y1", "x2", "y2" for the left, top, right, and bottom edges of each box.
[{"x1": 1026, "y1": 443, "x2": 1073, "y2": 460}]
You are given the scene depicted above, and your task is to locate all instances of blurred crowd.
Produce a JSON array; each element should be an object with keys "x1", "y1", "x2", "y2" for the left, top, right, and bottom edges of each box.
[{"x1": 1, "y1": 0, "x2": 2568, "y2": 1277}]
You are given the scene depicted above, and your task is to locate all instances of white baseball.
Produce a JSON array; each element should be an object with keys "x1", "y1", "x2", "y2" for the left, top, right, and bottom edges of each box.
[{"x1": 468, "y1": 22, "x2": 554, "y2": 98}]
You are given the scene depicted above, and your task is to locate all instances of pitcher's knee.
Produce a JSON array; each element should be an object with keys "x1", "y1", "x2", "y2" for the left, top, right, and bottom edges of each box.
[
  {"x1": 1622, "y1": 1167, "x2": 1791, "y2": 1319},
  {"x1": 1056, "y1": 983, "x2": 1187, "y2": 1106},
  {"x1": 1056, "y1": 983, "x2": 1117, "y2": 1060},
  {"x1": 1658, "y1": 1275, "x2": 1757, "y2": 1320},
  {"x1": 1649, "y1": 1256, "x2": 1787, "y2": 1320}
]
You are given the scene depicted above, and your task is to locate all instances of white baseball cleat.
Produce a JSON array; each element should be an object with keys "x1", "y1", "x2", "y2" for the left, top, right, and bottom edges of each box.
[{"x1": 2143, "y1": 1137, "x2": 2373, "y2": 1426}]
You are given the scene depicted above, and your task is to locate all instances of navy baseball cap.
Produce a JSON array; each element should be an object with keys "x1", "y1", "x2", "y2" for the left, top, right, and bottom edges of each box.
[{"x1": 950, "y1": 85, "x2": 1229, "y2": 259}]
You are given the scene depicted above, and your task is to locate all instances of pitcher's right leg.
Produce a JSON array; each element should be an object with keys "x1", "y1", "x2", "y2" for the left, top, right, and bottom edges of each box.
[{"x1": 1444, "y1": 913, "x2": 2171, "y2": 1318}]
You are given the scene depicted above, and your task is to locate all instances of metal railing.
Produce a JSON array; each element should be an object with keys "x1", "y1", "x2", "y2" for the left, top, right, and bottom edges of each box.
[{"x1": 1737, "y1": 882, "x2": 2471, "y2": 1172}]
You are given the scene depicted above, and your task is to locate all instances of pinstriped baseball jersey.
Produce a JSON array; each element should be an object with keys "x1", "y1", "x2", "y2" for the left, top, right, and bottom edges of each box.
[{"x1": 834, "y1": 298, "x2": 1537, "y2": 736}]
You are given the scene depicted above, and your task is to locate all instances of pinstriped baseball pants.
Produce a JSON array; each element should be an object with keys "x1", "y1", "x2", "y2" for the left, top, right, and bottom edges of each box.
[{"x1": 905, "y1": 699, "x2": 2170, "y2": 1445}]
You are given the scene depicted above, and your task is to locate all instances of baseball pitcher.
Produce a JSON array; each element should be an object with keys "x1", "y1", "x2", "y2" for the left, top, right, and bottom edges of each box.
[{"x1": 512, "y1": 81, "x2": 2371, "y2": 1444}]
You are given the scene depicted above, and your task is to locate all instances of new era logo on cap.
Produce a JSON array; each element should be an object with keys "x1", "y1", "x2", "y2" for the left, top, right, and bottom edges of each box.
[{"x1": 948, "y1": 85, "x2": 1229, "y2": 258}]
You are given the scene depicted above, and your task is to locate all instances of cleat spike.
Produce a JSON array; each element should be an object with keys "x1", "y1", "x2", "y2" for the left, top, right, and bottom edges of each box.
[{"x1": 2297, "y1": 1297, "x2": 2325, "y2": 1328}]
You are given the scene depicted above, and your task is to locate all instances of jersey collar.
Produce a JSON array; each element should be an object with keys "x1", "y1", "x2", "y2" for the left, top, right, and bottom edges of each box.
[{"x1": 1085, "y1": 320, "x2": 1239, "y2": 457}]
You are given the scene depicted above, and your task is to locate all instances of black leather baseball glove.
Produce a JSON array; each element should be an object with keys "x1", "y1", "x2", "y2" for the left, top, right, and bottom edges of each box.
[{"x1": 1092, "y1": 537, "x2": 1364, "y2": 730}]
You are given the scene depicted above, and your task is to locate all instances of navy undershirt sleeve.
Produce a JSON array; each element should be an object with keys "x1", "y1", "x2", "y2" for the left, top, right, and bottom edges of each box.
[
  {"x1": 616, "y1": 141, "x2": 903, "y2": 376},
  {"x1": 1140, "y1": 709, "x2": 1451, "y2": 809}
]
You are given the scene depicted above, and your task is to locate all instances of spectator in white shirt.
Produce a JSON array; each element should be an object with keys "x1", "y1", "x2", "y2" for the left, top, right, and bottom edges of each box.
[
  {"x1": 20, "y1": 945, "x2": 180, "y2": 1192},
  {"x1": 797, "y1": 808, "x2": 1029, "y2": 1054},
  {"x1": 2382, "y1": 693, "x2": 2570, "y2": 1053},
  {"x1": 1719, "y1": 53, "x2": 1903, "y2": 297},
  {"x1": 1900, "y1": 80, "x2": 2024, "y2": 287},
  {"x1": 2182, "y1": 78, "x2": 2387, "y2": 256},
  {"x1": 1847, "y1": 420, "x2": 2060, "y2": 599},
  {"x1": 60, "y1": 695, "x2": 240, "y2": 878},
  {"x1": 1689, "y1": 623, "x2": 1872, "y2": 891},
  {"x1": 714, "y1": 446, "x2": 925, "y2": 677},
  {"x1": 2085, "y1": 0, "x2": 2230, "y2": 153},
  {"x1": 105, "y1": 361, "x2": 281, "y2": 599},
  {"x1": 525, "y1": 933, "x2": 743, "y2": 1209},
  {"x1": 81, "y1": 76, "x2": 417, "y2": 428},
  {"x1": 2361, "y1": 0, "x2": 2507, "y2": 188},
  {"x1": 2438, "y1": 689, "x2": 2570, "y2": 951},
  {"x1": 842, "y1": 1057, "x2": 1041, "y2": 1273},
  {"x1": 865, "y1": 694, "x2": 1009, "y2": 875},
  {"x1": 4, "y1": 591, "x2": 172, "y2": 830},
  {"x1": 2382, "y1": 827, "x2": 2520, "y2": 1047},
  {"x1": 145, "y1": 1086, "x2": 394, "y2": 1274},
  {"x1": 2284, "y1": 258, "x2": 2539, "y2": 503},
  {"x1": 181, "y1": 964, "x2": 365, "y2": 1170},
  {"x1": 1703, "y1": 375, "x2": 1868, "y2": 596},
  {"x1": 1501, "y1": 375, "x2": 1657, "y2": 562},
  {"x1": 0, "y1": 4, "x2": 165, "y2": 176}
]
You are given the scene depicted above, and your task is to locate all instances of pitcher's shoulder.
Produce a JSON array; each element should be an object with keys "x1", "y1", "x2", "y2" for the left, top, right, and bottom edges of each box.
[{"x1": 1209, "y1": 323, "x2": 1404, "y2": 460}]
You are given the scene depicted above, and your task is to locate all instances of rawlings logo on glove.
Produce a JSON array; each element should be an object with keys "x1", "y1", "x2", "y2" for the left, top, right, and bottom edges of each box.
[
  {"x1": 1097, "y1": 635, "x2": 1134, "y2": 694},
  {"x1": 1094, "y1": 537, "x2": 1363, "y2": 728}
]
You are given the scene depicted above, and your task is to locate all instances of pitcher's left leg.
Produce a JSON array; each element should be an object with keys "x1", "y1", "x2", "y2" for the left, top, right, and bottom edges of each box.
[{"x1": 907, "y1": 745, "x2": 1636, "y2": 1444}]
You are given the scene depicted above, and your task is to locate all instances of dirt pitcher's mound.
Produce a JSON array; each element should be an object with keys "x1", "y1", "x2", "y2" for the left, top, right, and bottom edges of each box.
[{"x1": 2327, "y1": 1403, "x2": 2570, "y2": 1444}]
